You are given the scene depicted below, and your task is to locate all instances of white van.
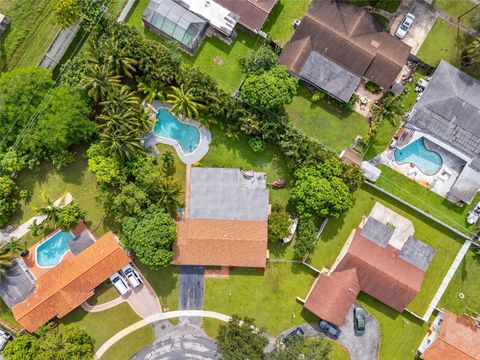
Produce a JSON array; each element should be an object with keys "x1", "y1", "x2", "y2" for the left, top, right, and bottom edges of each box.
[
  {"x1": 109, "y1": 272, "x2": 131, "y2": 295},
  {"x1": 122, "y1": 264, "x2": 142, "y2": 288}
]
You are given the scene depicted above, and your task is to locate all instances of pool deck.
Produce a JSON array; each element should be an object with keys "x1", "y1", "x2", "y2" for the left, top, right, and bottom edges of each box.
[{"x1": 143, "y1": 101, "x2": 211, "y2": 165}]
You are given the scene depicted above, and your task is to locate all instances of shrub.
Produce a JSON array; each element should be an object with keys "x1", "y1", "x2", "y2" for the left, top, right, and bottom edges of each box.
[
  {"x1": 248, "y1": 137, "x2": 266, "y2": 152},
  {"x1": 268, "y1": 205, "x2": 290, "y2": 242},
  {"x1": 239, "y1": 46, "x2": 278, "y2": 75},
  {"x1": 366, "y1": 81, "x2": 381, "y2": 94}
]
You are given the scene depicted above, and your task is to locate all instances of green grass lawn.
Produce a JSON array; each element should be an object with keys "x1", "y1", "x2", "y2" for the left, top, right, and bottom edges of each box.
[
  {"x1": 439, "y1": 249, "x2": 480, "y2": 316},
  {"x1": 263, "y1": 0, "x2": 311, "y2": 46},
  {"x1": 375, "y1": 165, "x2": 479, "y2": 236},
  {"x1": 101, "y1": 325, "x2": 154, "y2": 360},
  {"x1": 432, "y1": 0, "x2": 479, "y2": 29},
  {"x1": 327, "y1": 339, "x2": 350, "y2": 360},
  {"x1": 285, "y1": 86, "x2": 369, "y2": 153},
  {"x1": 89, "y1": 281, "x2": 120, "y2": 306},
  {"x1": 348, "y1": 0, "x2": 402, "y2": 13},
  {"x1": 136, "y1": 264, "x2": 179, "y2": 313},
  {"x1": 307, "y1": 184, "x2": 464, "y2": 316},
  {"x1": 204, "y1": 262, "x2": 318, "y2": 335},
  {"x1": 0, "y1": 298, "x2": 20, "y2": 332},
  {"x1": 0, "y1": 0, "x2": 60, "y2": 71}
]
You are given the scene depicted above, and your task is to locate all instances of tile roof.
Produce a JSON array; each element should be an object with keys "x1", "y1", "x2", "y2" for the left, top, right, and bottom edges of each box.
[
  {"x1": 215, "y1": 0, "x2": 277, "y2": 32},
  {"x1": 279, "y1": 0, "x2": 410, "y2": 89},
  {"x1": 174, "y1": 219, "x2": 268, "y2": 267},
  {"x1": 422, "y1": 311, "x2": 480, "y2": 360},
  {"x1": 12, "y1": 232, "x2": 131, "y2": 332}
]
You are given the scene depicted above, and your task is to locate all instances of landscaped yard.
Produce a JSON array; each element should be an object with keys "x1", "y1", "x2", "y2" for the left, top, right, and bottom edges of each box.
[
  {"x1": 285, "y1": 86, "x2": 369, "y2": 152},
  {"x1": 432, "y1": 0, "x2": 480, "y2": 29},
  {"x1": 101, "y1": 325, "x2": 154, "y2": 360},
  {"x1": 0, "y1": 298, "x2": 20, "y2": 332},
  {"x1": 89, "y1": 281, "x2": 119, "y2": 306},
  {"x1": 204, "y1": 262, "x2": 317, "y2": 335},
  {"x1": 263, "y1": 0, "x2": 311, "y2": 46},
  {"x1": 136, "y1": 264, "x2": 179, "y2": 313},
  {"x1": 307, "y1": 184, "x2": 465, "y2": 316},
  {"x1": 0, "y1": 0, "x2": 60, "y2": 70}
]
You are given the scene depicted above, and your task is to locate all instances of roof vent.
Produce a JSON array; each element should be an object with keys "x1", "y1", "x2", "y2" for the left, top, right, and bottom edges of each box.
[{"x1": 370, "y1": 40, "x2": 379, "y2": 48}]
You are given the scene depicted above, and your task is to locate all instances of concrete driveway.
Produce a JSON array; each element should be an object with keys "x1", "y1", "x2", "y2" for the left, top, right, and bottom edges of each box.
[
  {"x1": 390, "y1": 0, "x2": 437, "y2": 55},
  {"x1": 125, "y1": 268, "x2": 162, "y2": 318}
]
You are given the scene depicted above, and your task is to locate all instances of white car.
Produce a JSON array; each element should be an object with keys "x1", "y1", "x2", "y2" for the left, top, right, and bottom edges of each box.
[
  {"x1": 0, "y1": 328, "x2": 13, "y2": 351},
  {"x1": 395, "y1": 13, "x2": 415, "y2": 39},
  {"x1": 109, "y1": 272, "x2": 131, "y2": 295},
  {"x1": 467, "y1": 201, "x2": 480, "y2": 225},
  {"x1": 122, "y1": 264, "x2": 142, "y2": 288}
]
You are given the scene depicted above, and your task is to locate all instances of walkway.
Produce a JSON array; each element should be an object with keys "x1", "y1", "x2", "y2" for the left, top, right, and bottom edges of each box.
[
  {"x1": 422, "y1": 239, "x2": 472, "y2": 321},
  {"x1": 94, "y1": 310, "x2": 232, "y2": 359},
  {"x1": 81, "y1": 296, "x2": 125, "y2": 313}
]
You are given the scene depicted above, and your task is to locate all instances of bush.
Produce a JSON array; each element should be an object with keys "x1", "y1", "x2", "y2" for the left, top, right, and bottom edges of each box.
[
  {"x1": 239, "y1": 46, "x2": 278, "y2": 75},
  {"x1": 294, "y1": 216, "x2": 317, "y2": 259},
  {"x1": 366, "y1": 81, "x2": 381, "y2": 94},
  {"x1": 268, "y1": 205, "x2": 290, "y2": 242},
  {"x1": 248, "y1": 137, "x2": 266, "y2": 152},
  {"x1": 0, "y1": 176, "x2": 17, "y2": 228},
  {"x1": 58, "y1": 204, "x2": 86, "y2": 231}
]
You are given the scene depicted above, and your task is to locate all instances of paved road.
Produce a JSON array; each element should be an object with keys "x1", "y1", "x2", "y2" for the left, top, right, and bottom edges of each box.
[{"x1": 179, "y1": 266, "x2": 204, "y2": 326}]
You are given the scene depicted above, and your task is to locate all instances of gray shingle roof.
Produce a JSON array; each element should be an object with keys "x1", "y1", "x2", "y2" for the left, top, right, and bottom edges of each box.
[
  {"x1": 361, "y1": 217, "x2": 393, "y2": 248},
  {"x1": 189, "y1": 167, "x2": 269, "y2": 221},
  {"x1": 399, "y1": 236, "x2": 436, "y2": 272},
  {"x1": 0, "y1": 260, "x2": 35, "y2": 308},
  {"x1": 448, "y1": 165, "x2": 480, "y2": 204}
]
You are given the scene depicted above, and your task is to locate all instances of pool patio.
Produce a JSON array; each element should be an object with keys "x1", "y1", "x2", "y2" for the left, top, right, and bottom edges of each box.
[{"x1": 143, "y1": 100, "x2": 211, "y2": 165}]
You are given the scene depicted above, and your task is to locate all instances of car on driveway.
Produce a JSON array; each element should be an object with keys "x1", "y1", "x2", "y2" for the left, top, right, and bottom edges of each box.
[
  {"x1": 354, "y1": 307, "x2": 366, "y2": 335},
  {"x1": 395, "y1": 13, "x2": 415, "y2": 39},
  {"x1": 110, "y1": 272, "x2": 131, "y2": 295},
  {"x1": 319, "y1": 320, "x2": 341, "y2": 340},
  {"x1": 282, "y1": 327, "x2": 304, "y2": 343},
  {"x1": 0, "y1": 328, "x2": 13, "y2": 351},
  {"x1": 122, "y1": 264, "x2": 142, "y2": 288}
]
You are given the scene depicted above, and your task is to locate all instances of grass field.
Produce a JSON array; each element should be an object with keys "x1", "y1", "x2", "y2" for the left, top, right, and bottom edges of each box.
[
  {"x1": 432, "y1": 0, "x2": 479, "y2": 29},
  {"x1": 101, "y1": 325, "x2": 154, "y2": 360},
  {"x1": 0, "y1": 298, "x2": 20, "y2": 332},
  {"x1": 307, "y1": 184, "x2": 464, "y2": 316},
  {"x1": 89, "y1": 281, "x2": 119, "y2": 306},
  {"x1": 263, "y1": 0, "x2": 311, "y2": 46},
  {"x1": 348, "y1": 0, "x2": 402, "y2": 13},
  {"x1": 285, "y1": 86, "x2": 369, "y2": 152},
  {"x1": 0, "y1": 0, "x2": 60, "y2": 70}
]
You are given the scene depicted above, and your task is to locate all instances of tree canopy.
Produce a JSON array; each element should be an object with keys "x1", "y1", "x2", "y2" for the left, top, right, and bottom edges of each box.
[
  {"x1": 0, "y1": 176, "x2": 17, "y2": 228},
  {"x1": 267, "y1": 336, "x2": 332, "y2": 360},
  {"x1": 239, "y1": 46, "x2": 278, "y2": 75},
  {"x1": 268, "y1": 204, "x2": 291, "y2": 243}
]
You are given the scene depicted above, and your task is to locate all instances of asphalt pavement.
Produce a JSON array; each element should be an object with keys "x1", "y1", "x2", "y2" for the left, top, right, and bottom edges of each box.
[{"x1": 178, "y1": 266, "x2": 204, "y2": 326}]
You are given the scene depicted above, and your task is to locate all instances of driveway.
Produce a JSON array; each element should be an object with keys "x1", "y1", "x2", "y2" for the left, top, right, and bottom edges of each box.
[
  {"x1": 126, "y1": 278, "x2": 162, "y2": 318},
  {"x1": 390, "y1": 0, "x2": 437, "y2": 55},
  {"x1": 178, "y1": 266, "x2": 204, "y2": 326}
]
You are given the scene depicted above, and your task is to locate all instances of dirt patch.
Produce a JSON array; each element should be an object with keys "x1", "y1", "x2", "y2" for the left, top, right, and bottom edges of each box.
[{"x1": 213, "y1": 55, "x2": 224, "y2": 66}]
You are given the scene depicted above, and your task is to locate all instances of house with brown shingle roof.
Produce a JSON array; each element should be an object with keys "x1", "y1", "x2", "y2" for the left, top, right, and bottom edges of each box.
[
  {"x1": 278, "y1": 0, "x2": 411, "y2": 102},
  {"x1": 418, "y1": 310, "x2": 480, "y2": 360},
  {"x1": 302, "y1": 203, "x2": 435, "y2": 326},
  {"x1": 174, "y1": 167, "x2": 269, "y2": 268},
  {"x1": 215, "y1": 0, "x2": 277, "y2": 34},
  {"x1": 3, "y1": 231, "x2": 131, "y2": 332}
]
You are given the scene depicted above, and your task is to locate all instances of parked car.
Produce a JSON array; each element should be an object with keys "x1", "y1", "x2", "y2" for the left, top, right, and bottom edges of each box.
[
  {"x1": 122, "y1": 264, "x2": 142, "y2": 288},
  {"x1": 395, "y1": 13, "x2": 415, "y2": 39},
  {"x1": 109, "y1": 272, "x2": 131, "y2": 295},
  {"x1": 354, "y1": 307, "x2": 366, "y2": 335},
  {"x1": 467, "y1": 201, "x2": 480, "y2": 225},
  {"x1": 282, "y1": 327, "x2": 304, "y2": 343},
  {"x1": 319, "y1": 320, "x2": 341, "y2": 340},
  {"x1": 0, "y1": 328, "x2": 13, "y2": 351}
]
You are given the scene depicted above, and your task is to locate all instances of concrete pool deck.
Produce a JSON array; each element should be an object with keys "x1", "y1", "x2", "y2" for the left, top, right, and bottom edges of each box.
[{"x1": 143, "y1": 101, "x2": 211, "y2": 165}]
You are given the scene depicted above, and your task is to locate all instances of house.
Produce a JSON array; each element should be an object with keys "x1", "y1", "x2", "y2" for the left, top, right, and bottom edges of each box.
[
  {"x1": 278, "y1": 0, "x2": 410, "y2": 102},
  {"x1": 418, "y1": 310, "x2": 480, "y2": 360},
  {"x1": 303, "y1": 203, "x2": 435, "y2": 326},
  {"x1": 397, "y1": 60, "x2": 480, "y2": 204},
  {"x1": 142, "y1": 0, "x2": 239, "y2": 53},
  {"x1": 215, "y1": 0, "x2": 277, "y2": 34},
  {"x1": 0, "y1": 228, "x2": 131, "y2": 332},
  {"x1": 0, "y1": 13, "x2": 9, "y2": 33},
  {"x1": 174, "y1": 167, "x2": 269, "y2": 268}
]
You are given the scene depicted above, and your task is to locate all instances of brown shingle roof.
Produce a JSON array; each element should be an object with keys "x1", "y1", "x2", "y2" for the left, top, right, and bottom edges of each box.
[
  {"x1": 278, "y1": 0, "x2": 410, "y2": 88},
  {"x1": 215, "y1": 0, "x2": 277, "y2": 32},
  {"x1": 12, "y1": 232, "x2": 131, "y2": 332},
  {"x1": 422, "y1": 311, "x2": 480, "y2": 360},
  {"x1": 174, "y1": 219, "x2": 268, "y2": 267},
  {"x1": 304, "y1": 268, "x2": 360, "y2": 326}
]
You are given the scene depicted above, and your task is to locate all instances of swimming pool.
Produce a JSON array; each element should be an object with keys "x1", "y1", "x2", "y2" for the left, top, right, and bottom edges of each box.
[
  {"x1": 394, "y1": 138, "x2": 443, "y2": 175},
  {"x1": 36, "y1": 231, "x2": 75, "y2": 268},
  {"x1": 154, "y1": 108, "x2": 200, "y2": 154}
]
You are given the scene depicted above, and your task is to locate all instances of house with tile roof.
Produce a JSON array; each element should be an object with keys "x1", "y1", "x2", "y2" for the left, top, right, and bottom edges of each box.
[
  {"x1": 0, "y1": 228, "x2": 131, "y2": 332},
  {"x1": 418, "y1": 310, "x2": 480, "y2": 360},
  {"x1": 278, "y1": 0, "x2": 410, "y2": 102},
  {"x1": 302, "y1": 203, "x2": 435, "y2": 326},
  {"x1": 174, "y1": 167, "x2": 269, "y2": 268}
]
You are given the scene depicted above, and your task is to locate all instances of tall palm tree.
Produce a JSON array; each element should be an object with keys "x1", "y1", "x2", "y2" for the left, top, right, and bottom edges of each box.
[
  {"x1": 137, "y1": 80, "x2": 166, "y2": 103},
  {"x1": 35, "y1": 197, "x2": 63, "y2": 230},
  {"x1": 161, "y1": 151, "x2": 175, "y2": 177},
  {"x1": 100, "y1": 127, "x2": 143, "y2": 163},
  {"x1": 371, "y1": 95, "x2": 402, "y2": 126},
  {"x1": 466, "y1": 37, "x2": 480, "y2": 64},
  {"x1": 83, "y1": 64, "x2": 122, "y2": 103},
  {"x1": 103, "y1": 39, "x2": 138, "y2": 79},
  {"x1": 100, "y1": 85, "x2": 140, "y2": 113},
  {"x1": 0, "y1": 248, "x2": 13, "y2": 277},
  {"x1": 166, "y1": 84, "x2": 207, "y2": 120},
  {"x1": 5, "y1": 239, "x2": 23, "y2": 256},
  {"x1": 157, "y1": 179, "x2": 182, "y2": 216},
  {"x1": 97, "y1": 106, "x2": 139, "y2": 133}
]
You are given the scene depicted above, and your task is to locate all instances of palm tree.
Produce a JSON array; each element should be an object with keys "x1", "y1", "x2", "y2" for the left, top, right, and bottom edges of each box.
[
  {"x1": 97, "y1": 106, "x2": 139, "y2": 133},
  {"x1": 137, "y1": 80, "x2": 166, "y2": 103},
  {"x1": 35, "y1": 197, "x2": 63, "y2": 230},
  {"x1": 5, "y1": 239, "x2": 24, "y2": 256},
  {"x1": 83, "y1": 64, "x2": 122, "y2": 103},
  {"x1": 161, "y1": 151, "x2": 175, "y2": 177},
  {"x1": 466, "y1": 37, "x2": 480, "y2": 64},
  {"x1": 103, "y1": 39, "x2": 138, "y2": 78},
  {"x1": 166, "y1": 84, "x2": 207, "y2": 120},
  {"x1": 100, "y1": 127, "x2": 143, "y2": 162},
  {"x1": 100, "y1": 85, "x2": 140, "y2": 113},
  {"x1": 371, "y1": 95, "x2": 402, "y2": 126},
  {"x1": 0, "y1": 248, "x2": 13, "y2": 277},
  {"x1": 157, "y1": 179, "x2": 182, "y2": 216}
]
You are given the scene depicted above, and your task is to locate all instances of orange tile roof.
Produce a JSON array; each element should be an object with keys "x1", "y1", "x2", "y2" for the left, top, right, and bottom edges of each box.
[
  {"x1": 174, "y1": 219, "x2": 268, "y2": 267},
  {"x1": 12, "y1": 232, "x2": 131, "y2": 332},
  {"x1": 422, "y1": 311, "x2": 480, "y2": 360}
]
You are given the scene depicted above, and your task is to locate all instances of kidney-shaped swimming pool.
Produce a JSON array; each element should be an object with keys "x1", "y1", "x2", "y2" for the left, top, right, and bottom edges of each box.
[
  {"x1": 36, "y1": 231, "x2": 75, "y2": 268},
  {"x1": 154, "y1": 108, "x2": 200, "y2": 154},
  {"x1": 394, "y1": 138, "x2": 443, "y2": 175}
]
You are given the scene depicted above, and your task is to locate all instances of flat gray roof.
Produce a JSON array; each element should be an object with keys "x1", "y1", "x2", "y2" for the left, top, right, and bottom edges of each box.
[
  {"x1": 189, "y1": 167, "x2": 269, "y2": 221},
  {"x1": 0, "y1": 260, "x2": 35, "y2": 308},
  {"x1": 400, "y1": 236, "x2": 436, "y2": 271},
  {"x1": 361, "y1": 217, "x2": 393, "y2": 248},
  {"x1": 69, "y1": 232, "x2": 95, "y2": 256},
  {"x1": 299, "y1": 51, "x2": 360, "y2": 102}
]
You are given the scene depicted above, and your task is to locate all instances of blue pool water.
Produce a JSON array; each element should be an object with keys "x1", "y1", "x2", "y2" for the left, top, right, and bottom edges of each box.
[
  {"x1": 394, "y1": 138, "x2": 443, "y2": 175},
  {"x1": 36, "y1": 231, "x2": 75, "y2": 268},
  {"x1": 154, "y1": 108, "x2": 200, "y2": 154}
]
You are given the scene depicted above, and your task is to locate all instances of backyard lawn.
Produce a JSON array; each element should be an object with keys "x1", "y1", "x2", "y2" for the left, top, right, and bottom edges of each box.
[
  {"x1": 88, "y1": 281, "x2": 120, "y2": 306},
  {"x1": 263, "y1": 0, "x2": 311, "y2": 46},
  {"x1": 285, "y1": 86, "x2": 369, "y2": 152},
  {"x1": 432, "y1": 0, "x2": 480, "y2": 29},
  {"x1": 307, "y1": 184, "x2": 465, "y2": 316},
  {"x1": 0, "y1": 0, "x2": 60, "y2": 70},
  {"x1": 0, "y1": 298, "x2": 20, "y2": 332},
  {"x1": 204, "y1": 262, "x2": 318, "y2": 335},
  {"x1": 101, "y1": 326, "x2": 154, "y2": 360}
]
